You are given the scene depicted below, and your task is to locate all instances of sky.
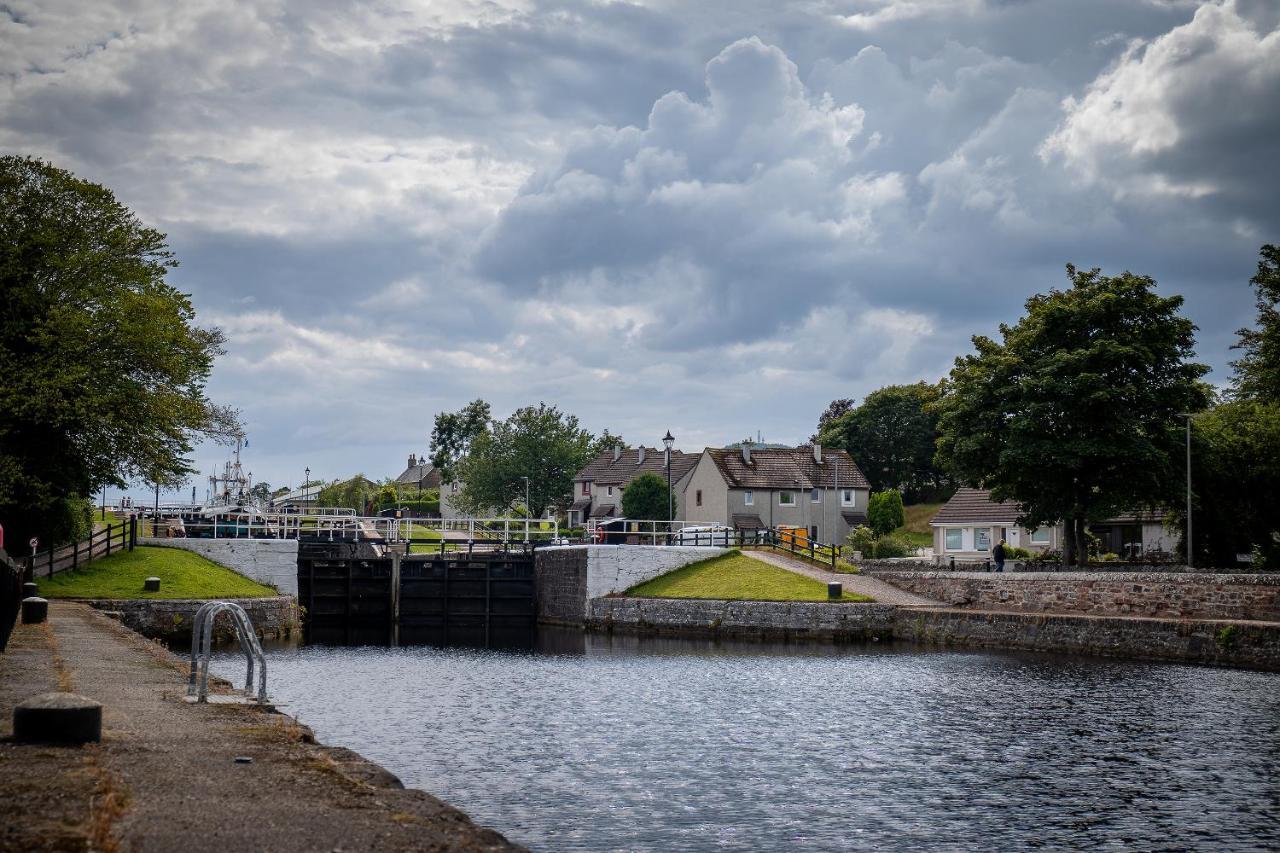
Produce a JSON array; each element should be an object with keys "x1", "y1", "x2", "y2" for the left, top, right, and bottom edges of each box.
[{"x1": 3, "y1": 0, "x2": 1278, "y2": 499}]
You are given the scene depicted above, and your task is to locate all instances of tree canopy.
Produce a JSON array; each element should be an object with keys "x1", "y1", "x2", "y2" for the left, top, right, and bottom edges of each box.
[
  {"x1": 315, "y1": 475, "x2": 381, "y2": 514},
  {"x1": 455, "y1": 403, "x2": 596, "y2": 517},
  {"x1": 934, "y1": 264, "x2": 1209, "y2": 566},
  {"x1": 0, "y1": 155, "x2": 237, "y2": 547},
  {"x1": 866, "y1": 490, "x2": 905, "y2": 536},
  {"x1": 1230, "y1": 244, "x2": 1280, "y2": 403},
  {"x1": 429, "y1": 399, "x2": 491, "y2": 483},
  {"x1": 621, "y1": 472, "x2": 677, "y2": 521}
]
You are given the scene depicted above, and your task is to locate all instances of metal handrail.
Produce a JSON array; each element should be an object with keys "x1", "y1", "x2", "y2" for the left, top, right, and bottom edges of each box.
[{"x1": 188, "y1": 601, "x2": 267, "y2": 703}]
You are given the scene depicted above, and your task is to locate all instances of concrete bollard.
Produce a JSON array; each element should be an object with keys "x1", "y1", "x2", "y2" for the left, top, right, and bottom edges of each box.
[
  {"x1": 144, "y1": 577, "x2": 161, "y2": 592},
  {"x1": 22, "y1": 582, "x2": 38, "y2": 598},
  {"x1": 14, "y1": 693, "x2": 102, "y2": 744},
  {"x1": 827, "y1": 582, "x2": 842, "y2": 600},
  {"x1": 21, "y1": 597, "x2": 48, "y2": 624}
]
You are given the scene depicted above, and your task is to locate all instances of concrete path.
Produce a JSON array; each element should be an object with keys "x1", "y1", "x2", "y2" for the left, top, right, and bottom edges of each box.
[
  {"x1": 0, "y1": 603, "x2": 520, "y2": 852},
  {"x1": 742, "y1": 549, "x2": 945, "y2": 606}
]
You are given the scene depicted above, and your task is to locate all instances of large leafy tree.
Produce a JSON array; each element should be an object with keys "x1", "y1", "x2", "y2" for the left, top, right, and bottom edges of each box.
[
  {"x1": 934, "y1": 264, "x2": 1209, "y2": 567},
  {"x1": 621, "y1": 472, "x2": 677, "y2": 521},
  {"x1": 818, "y1": 383, "x2": 949, "y2": 501},
  {"x1": 455, "y1": 403, "x2": 596, "y2": 517},
  {"x1": 810, "y1": 398, "x2": 854, "y2": 442},
  {"x1": 0, "y1": 156, "x2": 237, "y2": 548},
  {"x1": 429, "y1": 399, "x2": 491, "y2": 483},
  {"x1": 1230, "y1": 244, "x2": 1280, "y2": 402}
]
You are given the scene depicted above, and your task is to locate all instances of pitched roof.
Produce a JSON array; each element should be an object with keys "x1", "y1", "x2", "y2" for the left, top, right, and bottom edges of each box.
[
  {"x1": 589, "y1": 503, "x2": 617, "y2": 518},
  {"x1": 731, "y1": 513, "x2": 765, "y2": 530},
  {"x1": 930, "y1": 488, "x2": 1022, "y2": 525},
  {"x1": 841, "y1": 511, "x2": 869, "y2": 525},
  {"x1": 704, "y1": 446, "x2": 869, "y2": 490},
  {"x1": 395, "y1": 462, "x2": 440, "y2": 488},
  {"x1": 575, "y1": 447, "x2": 699, "y2": 486}
]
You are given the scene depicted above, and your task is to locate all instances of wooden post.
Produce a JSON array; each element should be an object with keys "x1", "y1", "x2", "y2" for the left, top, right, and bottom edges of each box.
[{"x1": 129, "y1": 516, "x2": 137, "y2": 551}]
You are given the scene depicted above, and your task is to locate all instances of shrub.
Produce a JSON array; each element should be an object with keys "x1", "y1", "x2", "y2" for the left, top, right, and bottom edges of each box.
[
  {"x1": 867, "y1": 490, "x2": 905, "y2": 536},
  {"x1": 871, "y1": 534, "x2": 912, "y2": 559},
  {"x1": 1003, "y1": 545, "x2": 1032, "y2": 559},
  {"x1": 845, "y1": 525, "x2": 876, "y2": 555}
]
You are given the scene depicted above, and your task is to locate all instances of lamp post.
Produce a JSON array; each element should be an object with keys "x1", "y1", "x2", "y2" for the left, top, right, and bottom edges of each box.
[
  {"x1": 663, "y1": 430, "x2": 675, "y2": 531},
  {"x1": 304, "y1": 467, "x2": 310, "y2": 507},
  {"x1": 1180, "y1": 414, "x2": 1193, "y2": 567}
]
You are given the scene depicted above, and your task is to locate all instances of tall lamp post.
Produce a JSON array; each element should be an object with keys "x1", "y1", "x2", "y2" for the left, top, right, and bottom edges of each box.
[
  {"x1": 304, "y1": 467, "x2": 310, "y2": 508},
  {"x1": 663, "y1": 430, "x2": 675, "y2": 532},
  {"x1": 1180, "y1": 414, "x2": 1193, "y2": 567}
]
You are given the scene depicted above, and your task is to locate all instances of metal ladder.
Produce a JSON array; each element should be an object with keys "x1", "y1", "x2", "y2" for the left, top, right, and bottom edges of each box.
[{"x1": 187, "y1": 601, "x2": 268, "y2": 703}]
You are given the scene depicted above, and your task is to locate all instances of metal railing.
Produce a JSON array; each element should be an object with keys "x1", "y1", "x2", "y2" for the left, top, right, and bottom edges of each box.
[
  {"x1": 188, "y1": 601, "x2": 267, "y2": 703},
  {"x1": 147, "y1": 511, "x2": 559, "y2": 547},
  {"x1": 26, "y1": 518, "x2": 136, "y2": 580},
  {"x1": 581, "y1": 519, "x2": 841, "y2": 570}
]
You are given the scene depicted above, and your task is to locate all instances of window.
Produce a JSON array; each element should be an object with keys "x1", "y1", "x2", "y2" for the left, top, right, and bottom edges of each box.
[
  {"x1": 744, "y1": 490, "x2": 754, "y2": 506},
  {"x1": 841, "y1": 489, "x2": 854, "y2": 507},
  {"x1": 581, "y1": 481, "x2": 590, "y2": 496},
  {"x1": 945, "y1": 529, "x2": 963, "y2": 551},
  {"x1": 607, "y1": 486, "x2": 613, "y2": 497},
  {"x1": 810, "y1": 488, "x2": 821, "y2": 503},
  {"x1": 1030, "y1": 527, "x2": 1050, "y2": 545},
  {"x1": 696, "y1": 489, "x2": 703, "y2": 507},
  {"x1": 779, "y1": 491, "x2": 796, "y2": 506},
  {"x1": 974, "y1": 527, "x2": 991, "y2": 551}
]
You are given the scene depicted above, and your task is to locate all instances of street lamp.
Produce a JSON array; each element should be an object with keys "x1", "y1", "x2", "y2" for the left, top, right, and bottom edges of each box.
[
  {"x1": 1179, "y1": 414, "x2": 1193, "y2": 567},
  {"x1": 304, "y1": 467, "x2": 310, "y2": 506},
  {"x1": 663, "y1": 430, "x2": 675, "y2": 527}
]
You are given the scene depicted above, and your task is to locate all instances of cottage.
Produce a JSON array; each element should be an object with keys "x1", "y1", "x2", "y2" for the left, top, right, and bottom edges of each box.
[
  {"x1": 394, "y1": 453, "x2": 441, "y2": 493},
  {"x1": 568, "y1": 446, "x2": 699, "y2": 527}
]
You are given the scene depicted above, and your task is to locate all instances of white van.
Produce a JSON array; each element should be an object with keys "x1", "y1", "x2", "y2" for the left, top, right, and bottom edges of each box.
[{"x1": 672, "y1": 525, "x2": 736, "y2": 546}]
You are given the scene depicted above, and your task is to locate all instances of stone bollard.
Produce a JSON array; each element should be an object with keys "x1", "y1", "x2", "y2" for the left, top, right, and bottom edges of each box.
[
  {"x1": 144, "y1": 577, "x2": 161, "y2": 592},
  {"x1": 21, "y1": 597, "x2": 48, "y2": 624},
  {"x1": 22, "y1": 582, "x2": 38, "y2": 598},
  {"x1": 827, "y1": 582, "x2": 843, "y2": 600},
  {"x1": 14, "y1": 693, "x2": 102, "y2": 744}
]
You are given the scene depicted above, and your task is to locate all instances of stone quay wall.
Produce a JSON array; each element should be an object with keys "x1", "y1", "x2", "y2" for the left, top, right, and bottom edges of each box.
[
  {"x1": 868, "y1": 570, "x2": 1280, "y2": 622},
  {"x1": 535, "y1": 545, "x2": 729, "y2": 622},
  {"x1": 589, "y1": 597, "x2": 897, "y2": 641},
  {"x1": 139, "y1": 538, "x2": 300, "y2": 595},
  {"x1": 84, "y1": 595, "x2": 299, "y2": 644}
]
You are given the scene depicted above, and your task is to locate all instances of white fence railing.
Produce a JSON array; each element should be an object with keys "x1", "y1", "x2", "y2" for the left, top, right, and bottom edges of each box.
[{"x1": 152, "y1": 511, "x2": 558, "y2": 545}]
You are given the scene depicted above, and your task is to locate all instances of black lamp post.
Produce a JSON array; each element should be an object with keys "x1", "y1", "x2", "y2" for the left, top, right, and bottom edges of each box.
[
  {"x1": 304, "y1": 467, "x2": 310, "y2": 506},
  {"x1": 663, "y1": 430, "x2": 675, "y2": 524}
]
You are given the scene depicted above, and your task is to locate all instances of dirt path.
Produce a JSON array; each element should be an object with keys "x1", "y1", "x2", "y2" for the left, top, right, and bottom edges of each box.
[
  {"x1": 741, "y1": 549, "x2": 945, "y2": 606},
  {"x1": 0, "y1": 603, "x2": 521, "y2": 852}
]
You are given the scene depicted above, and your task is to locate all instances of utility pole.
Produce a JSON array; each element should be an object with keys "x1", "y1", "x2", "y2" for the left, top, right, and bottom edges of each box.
[{"x1": 1183, "y1": 414, "x2": 1193, "y2": 567}]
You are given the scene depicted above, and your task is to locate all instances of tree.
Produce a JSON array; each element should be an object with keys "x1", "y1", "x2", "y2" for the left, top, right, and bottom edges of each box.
[
  {"x1": 249, "y1": 482, "x2": 273, "y2": 506},
  {"x1": 455, "y1": 403, "x2": 596, "y2": 517},
  {"x1": 810, "y1": 398, "x2": 854, "y2": 442},
  {"x1": 1230, "y1": 244, "x2": 1280, "y2": 403},
  {"x1": 588, "y1": 428, "x2": 628, "y2": 457},
  {"x1": 621, "y1": 472, "x2": 677, "y2": 520},
  {"x1": 0, "y1": 156, "x2": 238, "y2": 548},
  {"x1": 316, "y1": 475, "x2": 381, "y2": 514},
  {"x1": 429, "y1": 399, "x2": 491, "y2": 483},
  {"x1": 866, "y1": 490, "x2": 905, "y2": 536},
  {"x1": 818, "y1": 383, "x2": 950, "y2": 501},
  {"x1": 934, "y1": 264, "x2": 1210, "y2": 567}
]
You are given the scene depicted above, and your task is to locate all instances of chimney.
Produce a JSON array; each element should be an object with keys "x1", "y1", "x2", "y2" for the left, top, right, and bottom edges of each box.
[
  {"x1": 613, "y1": 445, "x2": 622, "y2": 462},
  {"x1": 637, "y1": 446, "x2": 646, "y2": 464},
  {"x1": 813, "y1": 444, "x2": 822, "y2": 464},
  {"x1": 742, "y1": 443, "x2": 752, "y2": 465},
  {"x1": 408, "y1": 452, "x2": 417, "y2": 468}
]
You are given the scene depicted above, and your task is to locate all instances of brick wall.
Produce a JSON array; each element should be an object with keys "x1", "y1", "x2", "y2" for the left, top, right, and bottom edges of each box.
[
  {"x1": 871, "y1": 571, "x2": 1280, "y2": 621},
  {"x1": 139, "y1": 538, "x2": 300, "y2": 595}
]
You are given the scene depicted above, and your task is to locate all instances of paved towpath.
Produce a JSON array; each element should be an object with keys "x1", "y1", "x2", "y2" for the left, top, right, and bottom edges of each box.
[
  {"x1": 0, "y1": 602, "x2": 520, "y2": 852},
  {"x1": 742, "y1": 549, "x2": 945, "y2": 606}
]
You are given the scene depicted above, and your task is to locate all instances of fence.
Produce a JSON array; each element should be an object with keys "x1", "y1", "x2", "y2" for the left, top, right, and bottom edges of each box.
[
  {"x1": 583, "y1": 519, "x2": 840, "y2": 570},
  {"x1": 26, "y1": 518, "x2": 136, "y2": 580}
]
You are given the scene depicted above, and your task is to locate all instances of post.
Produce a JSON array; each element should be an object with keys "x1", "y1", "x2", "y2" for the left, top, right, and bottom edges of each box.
[
  {"x1": 154, "y1": 482, "x2": 160, "y2": 537},
  {"x1": 129, "y1": 515, "x2": 137, "y2": 551},
  {"x1": 1185, "y1": 414, "x2": 1193, "y2": 568}
]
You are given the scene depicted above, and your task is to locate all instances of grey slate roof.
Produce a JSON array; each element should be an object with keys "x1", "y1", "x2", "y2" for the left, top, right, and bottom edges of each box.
[
  {"x1": 589, "y1": 503, "x2": 617, "y2": 518},
  {"x1": 395, "y1": 462, "x2": 441, "y2": 489},
  {"x1": 575, "y1": 447, "x2": 699, "y2": 486},
  {"x1": 930, "y1": 489, "x2": 1022, "y2": 525},
  {"x1": 705, "y1": 446, "x2": 869, "y2": 490},
  {"x1": 731, "y1": 513, "x2": 765, "y2": 530}
]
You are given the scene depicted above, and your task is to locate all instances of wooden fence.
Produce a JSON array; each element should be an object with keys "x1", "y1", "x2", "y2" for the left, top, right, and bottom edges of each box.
[{"x1": 26, "y1": 517, "x2": 136, "y2": 580}]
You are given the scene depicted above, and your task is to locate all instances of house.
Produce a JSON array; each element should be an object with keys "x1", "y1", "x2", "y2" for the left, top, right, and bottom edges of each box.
[
  {"x1": 568, "y1": 446, "x2": 700, "y2": 527},
  {"x1": 394, "y1": 453, "x2": 441, "y2": 494},
  {"x1": 680, "y1": 444, "x2": 870, "y2": 544},
  {"x1": 930, "y1": 488, "x2": 1177, "y2": 561},
  {"x1": 269, "y1": 484, "x2": 320, "y2": 511}
]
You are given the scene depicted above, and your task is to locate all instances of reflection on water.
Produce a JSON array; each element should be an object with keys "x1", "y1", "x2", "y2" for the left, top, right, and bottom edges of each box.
[{"x1": 213, "y1": 631, "x2": 1280, "y2": 851}]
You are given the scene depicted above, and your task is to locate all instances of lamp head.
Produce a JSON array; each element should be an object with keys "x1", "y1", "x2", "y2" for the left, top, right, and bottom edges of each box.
[{"x1": 662, "y1": 430, "x2": 675, "y2": 451}]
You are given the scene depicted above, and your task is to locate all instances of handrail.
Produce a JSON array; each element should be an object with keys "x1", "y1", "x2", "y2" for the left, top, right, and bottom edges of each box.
[{"x1": 188, "y1": 601, "x2": 267, "y2": 703}]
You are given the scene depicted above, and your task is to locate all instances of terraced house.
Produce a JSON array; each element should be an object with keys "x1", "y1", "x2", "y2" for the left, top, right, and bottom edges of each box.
[{"x1": 568, "y1": 445, "x2": 700, "y2": 527}]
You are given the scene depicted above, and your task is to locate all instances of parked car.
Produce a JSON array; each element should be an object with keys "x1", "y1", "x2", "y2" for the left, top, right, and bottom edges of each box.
[{"x1": 672, "y1": 525, "x2": 736, "y2": 546}]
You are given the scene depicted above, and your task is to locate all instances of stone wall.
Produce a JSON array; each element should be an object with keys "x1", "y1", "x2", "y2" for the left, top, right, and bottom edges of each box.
[
  {"x1": 534, "y1": 545, "x2": 729, "y2": 622},
  {"x1": 85, "y1": 596, "x2": 299, "y2": 644},
  {"x1": 589, "y1": 597, "x2": 897, "y2": 642},
  {"x1": 869, "y1": 570, "x2": 1280, "y2": 622},
  {"x1": 139, "y1": 538, "x2": 300, "y2": 595}
]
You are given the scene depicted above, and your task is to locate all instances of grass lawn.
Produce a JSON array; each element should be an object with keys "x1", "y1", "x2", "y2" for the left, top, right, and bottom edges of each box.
[
  {"x1": 897, "y1": 502, "x2": 944, "y2": 549},
  {"x1": 39, "y1": 546, "x2": 276, "y2": 600},
  {"x1": 626, "y1": 552, "x2": 873, "y2": 602}
]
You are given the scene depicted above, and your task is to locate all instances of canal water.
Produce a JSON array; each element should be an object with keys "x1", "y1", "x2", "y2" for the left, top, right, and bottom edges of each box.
[{"x1": 211, "y1": 631, "x2": 1280, "y2": 851}]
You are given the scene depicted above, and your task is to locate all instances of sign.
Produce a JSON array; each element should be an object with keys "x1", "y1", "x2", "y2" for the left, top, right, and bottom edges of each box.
[{"x1": 29, "y1": 537, "x2": 39, "y2": 553}]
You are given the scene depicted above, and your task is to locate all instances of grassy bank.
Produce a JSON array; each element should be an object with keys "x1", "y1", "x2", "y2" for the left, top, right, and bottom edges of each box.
[
  {"x1": 627, "y1": 552, "x2": 872, "y2": 602},
  {"x1": 39, "y1": 546, "x2": 276, "y2": 600},
  {"x1": 897, "y1": 502, "x2": 943, "y2": 549}
]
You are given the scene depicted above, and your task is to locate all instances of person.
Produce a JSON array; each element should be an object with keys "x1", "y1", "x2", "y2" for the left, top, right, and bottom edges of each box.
[{"x1": 993, "y1": 537, "x2": 1006, "y2": 572}]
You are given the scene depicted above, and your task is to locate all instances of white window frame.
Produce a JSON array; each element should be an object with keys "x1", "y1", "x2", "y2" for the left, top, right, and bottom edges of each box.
[
  {"x1": 743, "y1": 490, "x2": 754, "y2": 506},
  {"x1": 810, "y1": 488, "x2": 822, "y2": 504},
  {"x1": 581, "y1": 481, "x2": 590, "y2": 496},
  {"x1": 607, "y1": 485, "x2": 613, "y2": 497},
  {"x1": 945, "y1": 528, "x2": 963, "y2": 551},
  {"x1": 779, "y1": 491, "x2": 796, "y2": 507},
  {"x1": 1030, "y1": 527, "x2": 1051, "y2": 545},
  {"x1": 841, "y1": 489, "x2": 855, "y2": 507},
  {"x1": 974, "y1": 527, "x2": 991, "y2": 552}
]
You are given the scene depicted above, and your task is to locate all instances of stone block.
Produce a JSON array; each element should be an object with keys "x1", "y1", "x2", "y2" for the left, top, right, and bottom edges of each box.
[{"x1": 14, "y1": 692, "x2": 102, "y2": 744}]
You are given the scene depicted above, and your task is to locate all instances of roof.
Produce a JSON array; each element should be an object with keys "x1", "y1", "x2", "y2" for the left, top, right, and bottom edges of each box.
[
  {"x1": 731, "y1": 513, "x2": 765, "y2": 530},
  {"x1": 395, "y1": 462, "x2": 440, "y2": 488},
  {"x1": 841, "y1": 511, "x2": 869, "y2": 525},
  {"x1": 930, "y1": 489, "x2": 1022, "y2": 525},
  {"x1": 574, "y1": 447, "x2": 699, "y2": 487},
  {"x1": 589, "y1": 503, "x2": 617, "y2": 518},
  {"x1": 704, "y1": 446, "x2": 870, "y2": 490},
  {"x1": 569, "y1": 499, "x2": 592, "y2": 511}
]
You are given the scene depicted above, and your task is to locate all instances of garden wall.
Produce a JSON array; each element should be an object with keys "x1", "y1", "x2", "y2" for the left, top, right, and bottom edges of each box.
[
  {"x1": 869, "y1": 570, "x2": 1280, "y2": 622},
  {"x1": 85, "y1": 595, "x2": 299, "y2": 644},
  {"x1": 535, "y1": 545, "x2": 729, "y2": 622},
  {"x1": 139, "y1": 538, "x2": 299, "y2": 595}
]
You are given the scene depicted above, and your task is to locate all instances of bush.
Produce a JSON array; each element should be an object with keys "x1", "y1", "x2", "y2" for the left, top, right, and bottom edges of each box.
[
  {"x1": 867, "y1": 490, "x2": 905, "y2": 536},
  {"x1": 845, "y1": 525, "x2": 876, "y2": 555},
  {"x1": 871, "y1": 534, "x2": 912, "y2": 559},
  {"x1": 1003, "y1": 545, "x2": 1032, "y2": 559}
]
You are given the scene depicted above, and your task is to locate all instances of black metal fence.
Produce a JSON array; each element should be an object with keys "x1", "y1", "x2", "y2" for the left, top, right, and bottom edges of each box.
[{"x1": 26, "y1": 517, "x2": 136, "y2": 581}]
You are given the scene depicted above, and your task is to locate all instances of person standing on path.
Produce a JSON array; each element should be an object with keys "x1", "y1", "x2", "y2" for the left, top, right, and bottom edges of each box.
[{"x1": 993, "y1": 538, "x2": 1006, "y2": 572}]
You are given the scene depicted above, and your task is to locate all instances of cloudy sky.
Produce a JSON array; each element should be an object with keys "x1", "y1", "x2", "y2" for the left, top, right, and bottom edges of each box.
[{"x1": 4, "y1": 0, "x2": 1278, "y2": 496}]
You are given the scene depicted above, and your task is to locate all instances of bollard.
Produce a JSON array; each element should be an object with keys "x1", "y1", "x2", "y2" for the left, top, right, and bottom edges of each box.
[
  {"x1": 14, "y1": 692, "x2": 102, "y2": 744},
  {"x1": 22, "y1": 582, "x2": 38, "y2": 598},
  {"x1": 144, "y1": 577, "x2": 161, "y2": 592},
  {"x1": 21, "y1": 597, "x2": 48, "y2": 624},
  {"x1": 827, "y1": 581, "x2": 842, "y2": 600}
]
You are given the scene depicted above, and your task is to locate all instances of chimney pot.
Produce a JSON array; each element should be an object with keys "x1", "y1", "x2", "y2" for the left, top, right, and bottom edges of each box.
[
  {"x1": 613, "y1": 445, "x2": 622, "y2": 462},
  {"x1": 813, "y1": 444, "x2": 822, "y2": 464},
  {"x1": 637, "y1": 446, "x2": 646, "y2": 464},
  {"x1": 742, "y1": 444, "x2": 752, "y2": 465},
  {"x1": 408, "y1": 453, "x2": 417, "y2": 468}
]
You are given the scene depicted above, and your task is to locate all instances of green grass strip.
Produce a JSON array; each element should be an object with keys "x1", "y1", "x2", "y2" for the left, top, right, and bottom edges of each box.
[
  {"x1": 38, "y1": 546, "x2": 276, "y2": 600},
  {"x1": 626, "y1": 552, "x2": 872, "y2": 602}
]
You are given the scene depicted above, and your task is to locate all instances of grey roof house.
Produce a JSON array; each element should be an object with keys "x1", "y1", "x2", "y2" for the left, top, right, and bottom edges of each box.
[
  {"x1": 394, "y1": 453, "x2": 441, "y2": 492},
  {"x1": 568, "y1": 446, "x2": 700, "y2": 527}
]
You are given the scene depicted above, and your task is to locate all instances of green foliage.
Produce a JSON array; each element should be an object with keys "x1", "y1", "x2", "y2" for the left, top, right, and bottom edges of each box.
[
  {"x1": 316, "y1": 475, "x2": 380, "y2": 513},
  {"x1": 845, "y1": 525, "x2": 876, "y2": 555},
  {"x1": 867, "y1": 490, "x2": 905, "y2": 536},
  {"x1": 818, "y1": 383, "x2": 951, "y2": 501},
  {"x1": 429, "y1": 399, "x2": 491, "y2": 484},
  {"x1": 811, "y1": 398, "x2": 854, "y2": 441},
  {"x1": 621, "y1": 472, "x2": 676, "y2": 520},
  {"x1": 934, "y1": 263, "x2": 1210, "y2": 566},
  {"x1": 1230, "y1": 244, "x2": 1280, "y2": 403},
  {"x1": 41, "y1": 545, "x2": 275, "y2": 599},
  {"x1": 844, "y1": 525, "x2": 911, "y2": 558},
  {"x1": 1215, "y1": 624, "x2": 1238, "y2": 651},
  {"x1": 0, "y1": 156, "x2": 239, "y2": 548},
  {"x1": 626, "y1": 552, "x2": 872, "y2": 602},
  {"x1": 249, "y1": 482, "x2": 273, "y2": 506},
  {"x1": 456, "y1": 403, "x2": 596, "y2": 517},
  {"x1": 1003, "y1": 544, "x2": 1033, "y2": 559},
  {"x1": 588, "y1": 428, "x2": 628, "y2": 457},
  {"x1": 387, "y1": 491, "x2": 440, "y2": 517}
]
